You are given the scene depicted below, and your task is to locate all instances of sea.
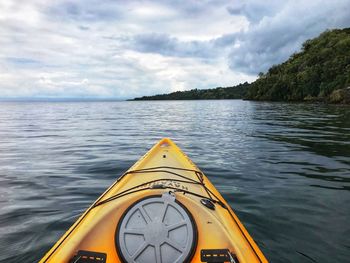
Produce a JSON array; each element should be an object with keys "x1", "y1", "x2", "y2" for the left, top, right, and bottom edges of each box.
[{"x1": 0, "y1": 100, "x2": 349, "y2": 262}]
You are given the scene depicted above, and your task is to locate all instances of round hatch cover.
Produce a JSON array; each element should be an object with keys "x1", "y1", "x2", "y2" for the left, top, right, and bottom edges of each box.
[{"x1": 116, "y1": 193, "x2": 197, "y2": 263}]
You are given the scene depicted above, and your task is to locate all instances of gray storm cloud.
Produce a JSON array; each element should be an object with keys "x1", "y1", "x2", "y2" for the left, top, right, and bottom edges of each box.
[
  {"x1": 227, "y1": 0, "x2": 350, "y2": 74},
  {"x1": 127, "y1": 33, "x2": 237, "y2": 59}
]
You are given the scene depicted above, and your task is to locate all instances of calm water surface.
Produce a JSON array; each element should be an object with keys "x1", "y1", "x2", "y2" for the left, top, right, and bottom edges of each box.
[{"x1": 0, "y1": 100, "x2": 349, "y2": 262}]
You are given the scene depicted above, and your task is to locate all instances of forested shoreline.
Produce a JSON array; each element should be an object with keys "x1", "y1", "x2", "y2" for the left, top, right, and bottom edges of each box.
[{"x1": 132, "y1": 28, "x2": 350, "y2": 104}]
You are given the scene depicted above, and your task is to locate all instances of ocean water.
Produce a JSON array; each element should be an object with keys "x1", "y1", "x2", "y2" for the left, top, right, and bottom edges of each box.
[{"x1": 0, "y1": 100, "x2": 349, "y2": 263}]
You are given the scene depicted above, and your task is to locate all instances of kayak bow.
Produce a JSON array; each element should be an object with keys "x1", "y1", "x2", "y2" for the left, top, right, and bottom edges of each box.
[{"x1": 40, "y1": 138, "x2": 268, "y2": 263}]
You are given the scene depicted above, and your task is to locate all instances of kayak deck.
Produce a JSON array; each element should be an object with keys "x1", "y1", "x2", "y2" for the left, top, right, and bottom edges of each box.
[{"x1": 40, "y1": 138, "x2": 267, "y2": 263}]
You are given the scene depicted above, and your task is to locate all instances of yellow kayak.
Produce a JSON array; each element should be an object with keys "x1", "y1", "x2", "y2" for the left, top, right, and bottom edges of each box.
[{"x1": 40, "y1": 138, "x2": 268, "y2": 263}]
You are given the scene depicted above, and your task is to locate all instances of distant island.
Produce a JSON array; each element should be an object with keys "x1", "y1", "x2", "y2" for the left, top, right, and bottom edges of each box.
[
  {"x1": 133, "y1": 82, "x2": 250, "y2": 100},
  {"x1": 132, "y1": 28, "x2": 350, "y2": 103}
]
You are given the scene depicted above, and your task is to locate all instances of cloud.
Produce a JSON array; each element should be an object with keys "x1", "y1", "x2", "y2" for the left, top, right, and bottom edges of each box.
[
  {"x1": 6, "y1": 57, "x2": 42, "y2": 66},
  {"x1": 46, "y1": 0, "x2": 124, "y2": 22},
  {"x1": 0, "y1": 0, "x2": 349, "y2": 98},
  {"x1": 227, "y1": 0, "x2": 285, "y2": 24},
  {"x1": 227, "y1": 0, "x2": 350, "y2": 74},
  {"x1": 127, "y1": 33, "x2": 237, "y2": 59}
]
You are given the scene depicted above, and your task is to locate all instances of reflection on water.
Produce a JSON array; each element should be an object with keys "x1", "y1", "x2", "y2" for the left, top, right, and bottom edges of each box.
[{"x1": 0, "y1": 100, "x2": 349, "y2": 262}]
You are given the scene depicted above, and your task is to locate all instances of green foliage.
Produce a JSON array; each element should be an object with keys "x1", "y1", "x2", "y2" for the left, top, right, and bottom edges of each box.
[
  {"x1": 246, "y1": 28, "x2": 350, "y2": 102},
  {"x1": 133, "y1": 82, "x2": 250, "y2": 100}
]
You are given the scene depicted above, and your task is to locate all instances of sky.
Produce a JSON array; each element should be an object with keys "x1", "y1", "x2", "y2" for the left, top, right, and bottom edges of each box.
[{"x1": 0, "y1": 0, "x2": 349, "y2": 99}]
